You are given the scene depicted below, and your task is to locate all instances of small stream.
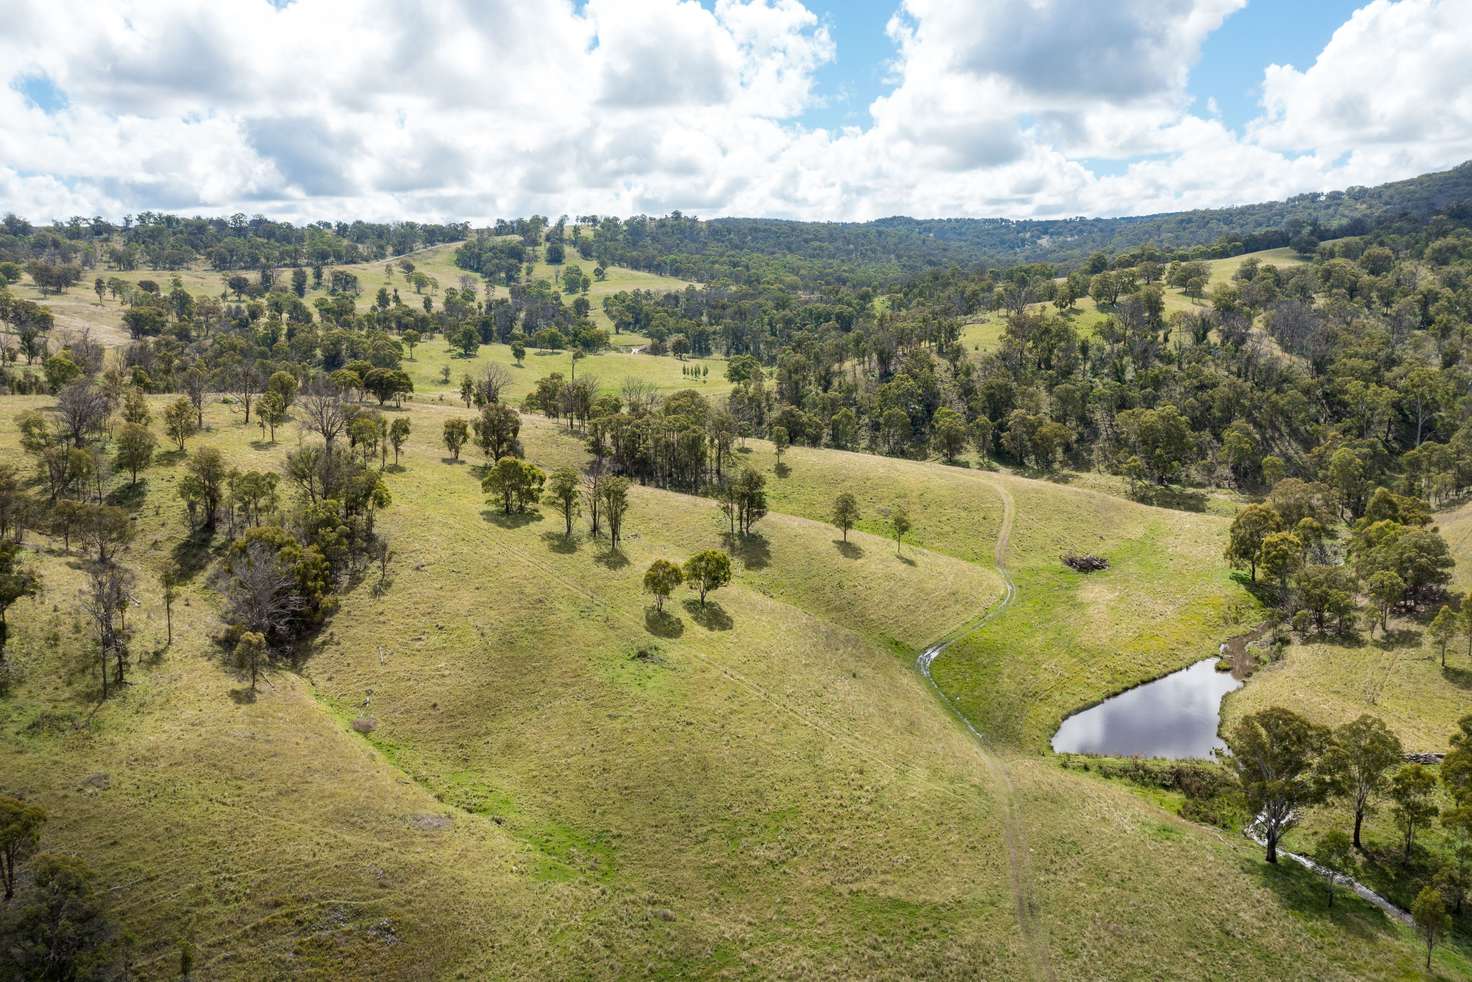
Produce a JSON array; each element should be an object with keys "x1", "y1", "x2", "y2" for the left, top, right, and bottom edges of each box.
[{"x1": 1050, "y1": 657, "x2": 1242, "y2": 759}]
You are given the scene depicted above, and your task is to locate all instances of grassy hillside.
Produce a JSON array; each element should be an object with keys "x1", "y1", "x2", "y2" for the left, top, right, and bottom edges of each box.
[
  {"x1": 6, "y1": 241, "x2": 692, "y2": 351},
  {"x1": 403, "y1": 338, "x2": 728, "y2": 405},
  {"x1": 2, "y1": 393, "x2": 1463, "y2": 976}
]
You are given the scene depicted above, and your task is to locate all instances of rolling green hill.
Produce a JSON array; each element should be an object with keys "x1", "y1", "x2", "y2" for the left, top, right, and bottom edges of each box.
[{"x1": 2, "y1": 395, "x2": 1464, "y2": 977}]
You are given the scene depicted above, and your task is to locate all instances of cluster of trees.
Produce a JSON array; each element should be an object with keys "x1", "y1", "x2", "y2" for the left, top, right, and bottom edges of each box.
[
  {"x1": 1228, "y1": 710, "x2": 1472, "y2": 968},
  {"x1": 0, "y1": 796, "x2": 124, "y2": 980},
  {"x1": 2, "y1": 359, "x2": 396, "y2": 697},
  {"x1": 0, "y1": 211, "x2": 468, "y2": 273},
  {"x1": 642, "y1": 551, "x2": 731, "y2": 612},
  {"x1": 1225, "y1": 483, "x2": 1465, "y2": 640}
]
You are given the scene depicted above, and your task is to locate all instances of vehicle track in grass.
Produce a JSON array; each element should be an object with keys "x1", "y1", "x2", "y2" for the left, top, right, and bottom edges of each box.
[{"x1": 916, "y1": 478, "x2": 1054, "y2": 981}]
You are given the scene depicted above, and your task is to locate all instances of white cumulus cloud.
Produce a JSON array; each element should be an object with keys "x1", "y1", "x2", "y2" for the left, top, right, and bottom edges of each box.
[{"x1": 0, "y1": 0, "x2": 1468, "y2": 224}]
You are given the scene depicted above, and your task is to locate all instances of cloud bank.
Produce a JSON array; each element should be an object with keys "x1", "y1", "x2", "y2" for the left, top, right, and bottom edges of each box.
[{"x1": 0, "y1": 0, "x2": 1469, "y2": 223}]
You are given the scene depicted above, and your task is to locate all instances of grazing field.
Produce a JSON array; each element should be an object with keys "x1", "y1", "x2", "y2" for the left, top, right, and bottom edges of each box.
[
  {"x1": 1, "y1": 390, "x2": 1458, "y2": 975},
  {"x1": 928, "y1": 477, "x2": 1264, "y2": 750},
  {"x1": 403, "y1": 337, "x2": 729, "y2": 404}
]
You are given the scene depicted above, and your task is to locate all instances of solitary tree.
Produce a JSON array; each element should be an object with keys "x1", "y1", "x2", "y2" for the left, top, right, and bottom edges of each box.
[
  {"x1": 1227, "y1": 707, "x2": 1328, "y2": 863},
  {"x1": 643, "y1": 559, "x2": 683, "y2": 613},
  {"x1": 544, "y1": 468, "x2": 581, "y2": 538},
  {"x1": 160, "y1": 562, "x2": 178, "y2": 647},
  {"x1": 233, "y1": 631, "x2": 269, "y2": 692},
  {"x1": 256, "y1": 390, "x2": 291, "y2": 442},
  {"x1": 601, "y1": 476, "x2": 630, "y2": 549},
  {"x1": 0, "y1": 794, "x2": 46, "y2": 901},
  {"x1": 388, "y1": 417, "x2": 411, "y2": 467},
  {"x1": 443, "y1": 418, "x2": 470, "y2": 461},
  {"x1": 179, "y1": 447, "x2": 229, "y2": 530},
  {"x1": 684, "y1": 550, "x2": 731, "y2": 607},
  {"x1": 1429, "y1": 605, "x2": 1457, "y2": 668},
  {"x1": 1309, "y1": 829, "x2": 1354, "y2": 908},
  {"x1": 1412, "y1": 886, "x2": 1450, "y2": 972},
  {"x1": 890, "y1": 503, "x2": 912, "y2": 555},
  {"x1": 1390, "y1": 764, "x2": 1440, "y2": 865},
  {"x1": 1225, "y1": 503, "x2": 1281, "y2": 582},
  {"x1": 113, "y1": 422, "x2": 156, "y2": 485},
  {"x1": 482, "y1": 457, "x2": 545, "y2": 515},
  {"x1": 770, "y1": 425, "x2": 789, "y2": 466},
  {"x1": 163, "y1": 396, "x2": 198, "y2": 450},
  {"x1": 832, "y1": 492, "x2": 860, "y2": 543},
  {"x1": 80, "y1": 504, "x2": 133, "y2": 565},
  {"x1": 1320, "y1": 714, "x2": 1402, "y2": 849},
  {"x1": 474, "y1": 403, "x2": 521, "y2": 461}
]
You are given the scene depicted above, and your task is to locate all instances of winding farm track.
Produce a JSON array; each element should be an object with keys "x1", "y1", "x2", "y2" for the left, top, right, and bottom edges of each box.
[{"x1": 916, "y1": 479, "x2": 1055, "y2": 981}]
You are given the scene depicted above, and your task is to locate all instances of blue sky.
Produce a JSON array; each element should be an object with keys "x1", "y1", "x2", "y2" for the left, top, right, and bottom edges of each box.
[
  {"x1": 794, "y1": 0, "x2": 1367, "y2": 133},
  {"x1": 2, "y1": 0, "x2": 1469, "y2": 222}
]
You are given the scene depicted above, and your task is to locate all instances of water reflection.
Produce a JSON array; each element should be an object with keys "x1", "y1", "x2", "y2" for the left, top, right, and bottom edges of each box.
[{"x1": 1050, "y1": 658, "x2": 1243, "y2": 759}]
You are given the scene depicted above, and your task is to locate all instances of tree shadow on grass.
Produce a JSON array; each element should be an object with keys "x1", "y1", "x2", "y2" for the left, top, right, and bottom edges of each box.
[
  {"x1": 105, "y1": 481, "x2": 148, "y2": 510},
  {"x1": 774, "y1": 461, "x2": 790, "y2": 479},
  {"x1": 834, "y1": 539, "x2": 863, "y2": 560},
  {"x1": 724, "y1": 532, "x2": 770, "y2": 570},
  {"x1": 1442, "y1": 664, "x2": 1472, "y2": 689},
  {"x1": 440, "y1": 456, "x2": 467, "y2": 466},
  {"x1": 228, "y1": 686, "x2": 258, "y2": 705},
  {"x1": 1131, "y1": 484, "x2": 1208, "y2": 513},
  {"x1": 540, "y1": 530, "x2": 579, "y2": 554},
  {"x1": 895, "y1": 550, "x2": 916, "y2": 567},
  {"x1": 156, "y1": 448, "x2": 187, "y2": 468},
  {"x1": 1228, "y1": 572, "x2": 1279, "y2": 607},
  {"x1": 595, "y1": 547, "x2": 629, "y2": 570},
  {"x1": 481, "y1": 508, "x2": 543, "y2": 530},
  {"x1": 1372, "y1": 627, "x2": 1423, "y2": 651},
  {"x1": 683, "y1": 598, "x2": 733, "y2": 631},
  {"x1": 170, "y1": 526, "x2": 215, "y2": 583},
  {"x1": 1240, "y1": 853, "x2": 1395, "y2": 942},
  {"x1": 644, "y1": 607, "x2": 684, "y2": 638}
]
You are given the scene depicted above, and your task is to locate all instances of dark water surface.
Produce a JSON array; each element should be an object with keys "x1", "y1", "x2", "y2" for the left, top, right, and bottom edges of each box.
[{"x1": 1050, "y1": 657, "x2": 1243, "y2": 759}]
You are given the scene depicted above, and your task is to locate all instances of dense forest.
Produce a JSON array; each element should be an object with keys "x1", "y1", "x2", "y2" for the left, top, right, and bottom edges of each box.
[
  {"x1": 582, "y1": 161, "x2": 1472, "y2": 287},
  {"x1": 0, "y1": 213, "x2": 469, "y2": 274}
]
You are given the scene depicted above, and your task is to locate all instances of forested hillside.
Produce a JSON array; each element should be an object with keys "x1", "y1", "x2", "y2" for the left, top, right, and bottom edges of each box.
[{"x1": 585, "y1": 161, "x2": 1472, "y2": 286}]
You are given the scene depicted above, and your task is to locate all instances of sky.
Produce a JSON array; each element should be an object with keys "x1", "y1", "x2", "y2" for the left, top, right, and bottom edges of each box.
[{"x1": 1, "y1": 0, "x2": 1470, "y2": 225}]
